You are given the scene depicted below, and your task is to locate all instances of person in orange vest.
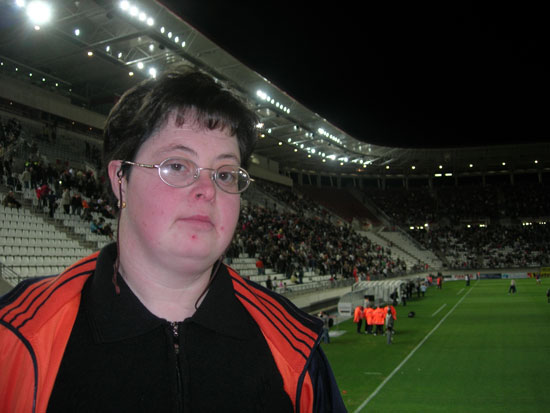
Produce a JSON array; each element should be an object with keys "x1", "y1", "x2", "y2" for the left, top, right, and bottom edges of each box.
[
  {"x1": 373, "y1": 305, "x2": 386, "y2": 336},
  {"x1": 353, "y1": 305, "x2": 364, "y2": 334},
  {"x1": 363, "y1": 304, "x2": 374, "y2": 334},
  {"x1": 384, "y1": 304, "x2": 397, "y2": 320},
  {"x1": 437, "y1": 273, "x2": 443, "y2": 289}
]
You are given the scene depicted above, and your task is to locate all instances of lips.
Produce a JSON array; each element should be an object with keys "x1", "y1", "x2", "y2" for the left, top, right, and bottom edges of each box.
[{"x1": 179, "y1": 215, "x2": 214, "y2": 229}]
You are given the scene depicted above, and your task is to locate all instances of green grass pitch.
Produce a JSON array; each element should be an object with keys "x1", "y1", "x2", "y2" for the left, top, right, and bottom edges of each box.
[{"x1": 322, "y1": 278, "x2": 550, "y2": 412}]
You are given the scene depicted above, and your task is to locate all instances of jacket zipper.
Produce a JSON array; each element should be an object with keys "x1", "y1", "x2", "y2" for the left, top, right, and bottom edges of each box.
[{"x1": 171, "y1": 321, "x2": 183, "y2": 411}]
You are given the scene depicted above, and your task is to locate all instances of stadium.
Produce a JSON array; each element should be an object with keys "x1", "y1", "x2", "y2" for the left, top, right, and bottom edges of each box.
[{"x1": 1, "y1": 1, "x2": 549, "y2": 412}]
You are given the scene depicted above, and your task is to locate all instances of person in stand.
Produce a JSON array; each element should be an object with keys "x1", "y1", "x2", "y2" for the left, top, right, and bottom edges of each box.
[
  {"x1": 2, "y1": 190, "x2": 21, "y2": 209},
  {"x1": 255, "y1": 257, "x2": 265, "y2": 275},
  {"x1": 70, "y1": 192, "x2": 83, "y2": 215},
  {"x1": 265, "y1": 275, "x2": 273, "y2": 291},
  {"x1": 353, "y1": 305, "x2": 364, "y2": 334},
  {"x1": 0, "y1": 65, "x2": 346, "y2": 413},
  {"x1": 61, "y1": 187, "x2": 71, "y2": 214},
  {"x1": 100, "y1": 221, "x2": 114, "y2": 240}
]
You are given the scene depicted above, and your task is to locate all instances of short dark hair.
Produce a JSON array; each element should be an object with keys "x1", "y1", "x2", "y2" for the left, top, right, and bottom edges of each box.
[{"x1": 103, "y1": 64, "x2": 258, "y2": 177}]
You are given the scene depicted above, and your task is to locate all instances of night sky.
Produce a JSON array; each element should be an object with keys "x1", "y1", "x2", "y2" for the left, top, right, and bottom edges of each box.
[{"x1": 161, "y1": 1, "x2": 548, "y2": 148}]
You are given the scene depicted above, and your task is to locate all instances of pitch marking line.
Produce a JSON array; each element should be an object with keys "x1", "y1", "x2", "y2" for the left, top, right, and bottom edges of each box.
[
  {"x1": 456, "y1": 288, "x2": 465, "y2": 295},
  {"x1": 354, "y1": 285, "x2": 475, "y2": 412},
  {"x1": 431, "y1": 304, "x2": 447, "y2": 317}
]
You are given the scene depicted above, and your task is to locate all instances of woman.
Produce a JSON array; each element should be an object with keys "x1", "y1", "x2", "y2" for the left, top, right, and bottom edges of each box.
[{"x1": 0, "y1": 66, "x2": 346, "y2": 412}]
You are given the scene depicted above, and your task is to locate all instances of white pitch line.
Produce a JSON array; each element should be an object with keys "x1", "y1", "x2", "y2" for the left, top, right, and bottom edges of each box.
[
  {"x1": 353, "y1": 285, "x2": 474, "y2": 413},
  {"x1": 431, "y1": 303, "x2": 447, "y2": 317},
  {"x1": 456, "y1": 288, "x2": 465, "y2": 295}
]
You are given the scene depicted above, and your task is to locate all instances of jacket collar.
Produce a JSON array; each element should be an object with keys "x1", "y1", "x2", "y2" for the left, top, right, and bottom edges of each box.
[{"x1": 84, "y1": 243, "x2": 258, "y2": 343}]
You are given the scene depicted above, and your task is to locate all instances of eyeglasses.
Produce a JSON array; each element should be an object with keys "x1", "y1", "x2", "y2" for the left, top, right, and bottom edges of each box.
[{"x1": 121, "y1": 157, "x2": 252, "y2": 194}]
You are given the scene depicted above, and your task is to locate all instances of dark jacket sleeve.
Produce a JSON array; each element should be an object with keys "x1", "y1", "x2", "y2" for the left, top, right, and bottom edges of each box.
[{"x1": 308, "y1": 346, "x2": 347, "y2": 412}]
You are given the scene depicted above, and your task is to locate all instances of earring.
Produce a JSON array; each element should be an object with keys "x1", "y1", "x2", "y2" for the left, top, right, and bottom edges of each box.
[{"x1": 118, "y1": 200, "x2": 126, "y2": 208}]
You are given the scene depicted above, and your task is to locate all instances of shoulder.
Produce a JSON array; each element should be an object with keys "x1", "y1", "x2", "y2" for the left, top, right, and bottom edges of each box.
[
  {"x1": 1, "y1": 253, "x2": 99, "y2": 329},
  {"x1": 225, "y1": 265, "x2": 322, "y2": 334}
]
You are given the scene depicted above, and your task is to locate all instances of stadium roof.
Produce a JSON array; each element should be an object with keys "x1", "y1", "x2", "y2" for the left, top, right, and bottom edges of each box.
[{"x1": 0, "y1": 0, "x2": 548, "y2": 180}]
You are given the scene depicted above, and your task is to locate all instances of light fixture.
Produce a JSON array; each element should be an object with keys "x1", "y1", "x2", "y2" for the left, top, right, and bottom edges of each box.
[{"x1": 26, "y1": 1, "x2": 52, "y2": 25}]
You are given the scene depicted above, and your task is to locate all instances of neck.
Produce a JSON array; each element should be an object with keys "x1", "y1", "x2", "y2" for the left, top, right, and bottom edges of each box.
[{"x1": 118, "y1": 257, "x2": 217, "y2": 322}]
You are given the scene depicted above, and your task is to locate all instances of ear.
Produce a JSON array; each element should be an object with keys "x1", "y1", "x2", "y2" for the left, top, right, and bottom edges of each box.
[{"x1": 108, "y1": 160, "x2": 125, "y2": 203}]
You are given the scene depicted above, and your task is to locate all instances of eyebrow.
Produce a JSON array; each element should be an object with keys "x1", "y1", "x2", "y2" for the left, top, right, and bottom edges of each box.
[{"x1": 157, "y1": 144, "x2": 240, "y2": 164}]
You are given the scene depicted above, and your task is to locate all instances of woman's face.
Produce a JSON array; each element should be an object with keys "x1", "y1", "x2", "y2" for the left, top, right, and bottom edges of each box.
[{"x1": 114, "y1": 116, "x2": 242, "y2": 275}]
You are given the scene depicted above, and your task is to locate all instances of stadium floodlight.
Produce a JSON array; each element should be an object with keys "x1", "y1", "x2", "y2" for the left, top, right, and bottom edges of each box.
[{"x1": 26, "y1": 1, "x2": 52, "y2": 25}]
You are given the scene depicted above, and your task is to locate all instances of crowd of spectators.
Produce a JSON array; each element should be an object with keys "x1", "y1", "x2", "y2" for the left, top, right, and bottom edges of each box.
[
  {"x1": 411, "y1": 223, "x2": 549, "y2": 269},
  {"x1": 367, "y1": 183, "x2": 549, "y2": 228},
  {"x1": 366, "y1": 183, "x2": 549, "y2": 269},
  {"x1": 227, "y1": 181, "x2": 408, "y2": 282},
  {"x1": 1, "y1": 115, "x2": 117, "y2": 227},
  {"x1": 4, "y1": 112, "x2": 549, "y2": 277}
]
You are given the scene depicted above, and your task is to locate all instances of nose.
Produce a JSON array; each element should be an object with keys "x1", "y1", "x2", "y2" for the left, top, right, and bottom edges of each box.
[{"x1": 191, "y1": 168, "x2": 216, "y2": 200}]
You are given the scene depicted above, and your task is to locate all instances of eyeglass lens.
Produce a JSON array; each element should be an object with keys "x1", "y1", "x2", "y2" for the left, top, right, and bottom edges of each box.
[{"x1": 159, "y1": 158, "x2": 249, "y2": 193}]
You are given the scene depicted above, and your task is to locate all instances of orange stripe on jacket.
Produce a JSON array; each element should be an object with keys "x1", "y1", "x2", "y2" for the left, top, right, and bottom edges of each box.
[{"x1": 228, "y1": 267, "x2": 318, "y2": 413}]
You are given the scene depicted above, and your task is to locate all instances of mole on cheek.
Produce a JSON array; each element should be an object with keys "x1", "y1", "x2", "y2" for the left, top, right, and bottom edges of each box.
[{"x1": 191, "y1": 234, "x2": 197, "y2": 240}]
